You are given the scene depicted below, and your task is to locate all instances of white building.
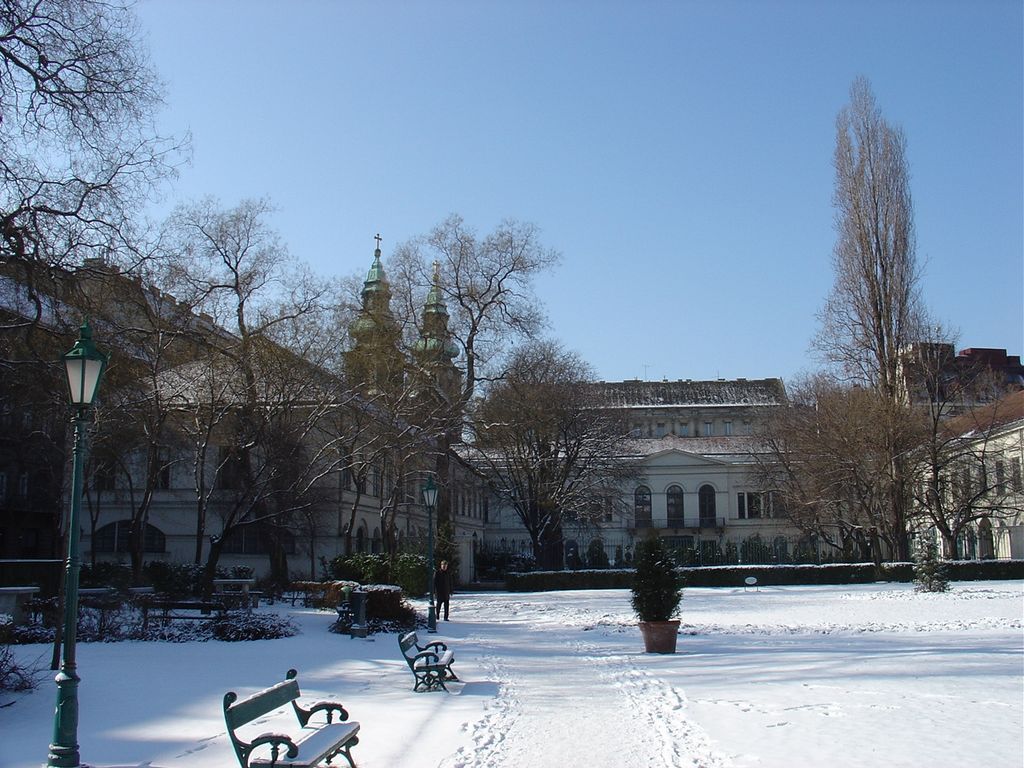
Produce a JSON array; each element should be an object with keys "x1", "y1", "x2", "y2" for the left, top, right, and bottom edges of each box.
[{"x1": 482, "y1": 378, "x2": 805, "y2": 568}]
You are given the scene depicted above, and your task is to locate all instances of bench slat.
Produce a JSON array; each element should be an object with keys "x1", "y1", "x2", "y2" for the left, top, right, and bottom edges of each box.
[
  {"x1": 226, "y1": 680, "x2": 301, "y2": 728},
  {"x1": 249, "y1": 723, "x2": 359, "y2": 767}
]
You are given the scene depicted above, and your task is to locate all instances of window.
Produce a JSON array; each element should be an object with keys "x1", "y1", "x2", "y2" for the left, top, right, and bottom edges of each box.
[
  {"x1": 156, "y1": 451, "x2": 171, "y2": 490},
  {"x1": 216, "y1": 448, "x2": 245, "y2": 490},
  {"x1": 93, "y1": 462, "x2": 116, "y2": 492},
  {"x1": 723, "y1": 420, "x2": 733, "y2": 436},
  {"x1": 92, "y1": 520, "x2": 166, "y2": 553},
  {"x1": 738, "y1": 491, "x2": 772, "y2": 519},
  {"x1": 634, "y1": 486, "x2": 652, "y2": 528},
  {"x1": 995, "y1": 461, "x2": 1006, "y2": 494},
  {"x1": 0, "y1": 471, "x2": 6, "y2": 500},
  {"x1": 698, "y1": 485, "x2": 717, "y2": 527},
  {"x1": 371, "y1": 464, "x2": 382, "y2": 497},
  {"x1": 1011, "y1": 459, "x2": 1022, "y2": 492},
  {"x1": 666, "y1": 485, "x2": 684, "y2": 527},
  {"x1": 221, "y1": 524, "x2": 295, "y2": 555},
  {"x1": 702, "y1": 421, "x2": 713, "y2": 437},
  {"x1": 678, "y1": 422, "x2": 690, "y2": 437},
  {"x1": 738, "y1": 492, "x2": 759, "y2": 519},
  {"x1": 17, "y1": 471, "x2": 28, "y2": 498},
  {"x1": 655, "y1": 422, "x2": 666, "y2": 438}
]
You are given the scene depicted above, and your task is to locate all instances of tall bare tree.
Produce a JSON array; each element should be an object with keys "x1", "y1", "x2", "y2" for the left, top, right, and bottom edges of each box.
[
  {"x1": 813, "y1": 77, "x2": 923, "y2": 559},
  {"x1": 161, "y1": 198, "x2": 341, "y2": 589},
  {"x1": 387, "y1": 216, "x2": 559, "y2": 538},
  {"x1": 816, "y1": 76, "x2": 922, "y2": 396}
]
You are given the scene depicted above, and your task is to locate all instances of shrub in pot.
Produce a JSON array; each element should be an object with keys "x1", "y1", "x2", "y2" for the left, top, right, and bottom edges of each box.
[{"x1": 630, "y1": 536, "x2": 682, "y2": 653}]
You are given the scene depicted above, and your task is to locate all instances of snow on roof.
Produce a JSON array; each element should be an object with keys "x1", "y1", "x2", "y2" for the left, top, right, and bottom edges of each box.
[
  {"x1": 633, "y1": 434, "x2": 770, "y2": 458},
  {"x1": 592, "y1": 378, "x2": 787, "y2": 409}
]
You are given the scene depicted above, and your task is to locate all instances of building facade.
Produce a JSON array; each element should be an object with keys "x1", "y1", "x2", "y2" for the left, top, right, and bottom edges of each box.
[{"x1": 481, "y1": 378, "x2": 805, "y2": 568}]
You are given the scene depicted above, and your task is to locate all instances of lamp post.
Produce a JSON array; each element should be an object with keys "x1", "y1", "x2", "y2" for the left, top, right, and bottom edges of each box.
[
  {"x1": 422, "y1": 476, "x2": 438, "y2": 633},
  {"x1": 48, "y1": 320, "x2": 108, "y2": 768}
]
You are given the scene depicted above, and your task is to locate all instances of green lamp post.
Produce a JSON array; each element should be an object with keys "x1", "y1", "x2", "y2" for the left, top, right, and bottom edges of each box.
[
  {"x1": 422, "y1": 476, "x2": 438, "y2": 633},
  {"x1": 48, "y1": 320, "x2": 108, "y2": 768}
]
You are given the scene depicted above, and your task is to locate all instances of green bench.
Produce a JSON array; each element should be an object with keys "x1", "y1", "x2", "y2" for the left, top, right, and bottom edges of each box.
[
  {"x1": 224, "y1": 668, "x2": 360, "y2": 768},
  {"x1": 140, "y1": 598, "x2": 226, "y2": 630},
  {"x1": 398, "y1": 631, "x2": 458, "y2": 692}
]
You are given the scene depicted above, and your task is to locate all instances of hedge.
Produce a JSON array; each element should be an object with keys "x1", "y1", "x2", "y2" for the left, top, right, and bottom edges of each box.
[{"x1": 505, "y1": 559, "x2": 1024, "y2": 592}]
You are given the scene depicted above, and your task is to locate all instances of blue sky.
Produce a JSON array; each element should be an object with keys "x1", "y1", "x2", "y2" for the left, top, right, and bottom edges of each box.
[{"x1": 136, "y1": 0, "x2": 1022, "y2": 385}]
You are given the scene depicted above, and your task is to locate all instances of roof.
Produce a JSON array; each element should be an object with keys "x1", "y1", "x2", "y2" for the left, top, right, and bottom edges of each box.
[
  {"x1": 591, "y1": 378, "x2": 787, "y2": 409},
  {"x1": 943, "y1": 389, "x2": 1024, "y2": 438}
]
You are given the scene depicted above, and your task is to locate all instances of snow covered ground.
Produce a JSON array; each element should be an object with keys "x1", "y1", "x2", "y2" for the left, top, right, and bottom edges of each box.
[{"x1": 2, "y1": 580, "x2": 1021, "y2": 768}]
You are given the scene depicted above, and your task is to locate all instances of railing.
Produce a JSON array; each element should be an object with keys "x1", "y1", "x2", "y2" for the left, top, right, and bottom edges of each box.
[{"x1": 633, "y1": 517, "x2": 726, "y2": 530}]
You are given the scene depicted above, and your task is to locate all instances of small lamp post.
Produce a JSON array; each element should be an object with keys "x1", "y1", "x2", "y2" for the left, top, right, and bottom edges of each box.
[
  {"x1": 48, "y1": 320, "x2": 108, "y2": 768},
  {"x1": 422, "y1": 476, "x2": 438, "y2": 633}
]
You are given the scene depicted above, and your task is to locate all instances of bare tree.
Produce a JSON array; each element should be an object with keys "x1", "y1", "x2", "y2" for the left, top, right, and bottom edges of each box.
[
  {"x1": 468, "y1": 340, "x2": 635, "y2": 570},
  {"x1": 813, "y1": 77, "x2": 924, "y2": 559},
  {"x1": 0, "y1": 0, "x2": 182, "y2": 295},
  {"x1": 390, "y1": 215, "x2": 559, "y2": 410},
  {"x1": 161, "y1": 198, "x2": 342, "y2": 590},
  {"x1": 386, "y1": 216, "x2": 559, "y2": 540},
  {"x1": 756, "y1": 375, "x2": 920, "y2": 562},
  {"x1": 816, "y1": 76, "x2": 922, "y2": 395}
]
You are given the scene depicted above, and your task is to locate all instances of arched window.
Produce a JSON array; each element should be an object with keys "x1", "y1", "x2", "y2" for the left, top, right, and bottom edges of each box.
[
  {"x1": 634, "y1": 486, "x2": 652, "y2": 528},
  {"x1": 698, "y1": 485, "x2": 717, "y2": 527},
  {"x1": 92, "y1": 520, "x2": 166, "y2": 553},
  {"x1": 371, "y1": 527, "x2": 382, "y2": 554},
  {"x1": 355, "y1": 525, "x2": 366, "y2": 553},
  {"x1": 666, "y1": 485, "x2": 684, "y2": 528}
]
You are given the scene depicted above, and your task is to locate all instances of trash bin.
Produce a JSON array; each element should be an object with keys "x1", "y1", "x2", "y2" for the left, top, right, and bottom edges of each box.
[{"x1": 349, "y1": 589, "x2": 368, "y2": 638}]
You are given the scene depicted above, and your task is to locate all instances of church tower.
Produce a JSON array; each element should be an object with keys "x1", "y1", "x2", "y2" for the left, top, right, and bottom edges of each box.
[
  {"x1": 345, "y1": 235, "x2": 405, "y2": 395},
  {"x1": 413, "y1": 261, "x2": 462, "y2": 407}
]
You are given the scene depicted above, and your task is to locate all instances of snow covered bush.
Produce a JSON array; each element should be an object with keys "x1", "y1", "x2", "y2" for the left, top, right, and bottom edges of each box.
[{"x1": 210, "y1": 612, "x2": 298, "y2": 642}]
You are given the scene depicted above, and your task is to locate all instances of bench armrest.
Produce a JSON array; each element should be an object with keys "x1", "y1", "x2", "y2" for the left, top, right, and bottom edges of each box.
[
  {"x1": 422, "y1": 640, "x2": 449, "y2": 653},
  {"x1": 299, "y1": 700, "x2": 351, "y2": 726},
  {"x1": 247, "y1": 732, "x2": 299, "y2": 765},
  {"x1": 414, "y1": 650, "x2": 440, "y2": 664}
]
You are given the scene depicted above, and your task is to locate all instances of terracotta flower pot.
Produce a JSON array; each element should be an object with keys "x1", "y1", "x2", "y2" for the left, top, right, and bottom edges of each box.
[{"x1": 638, "y1": 619, "x2": 681, "y2": 654}]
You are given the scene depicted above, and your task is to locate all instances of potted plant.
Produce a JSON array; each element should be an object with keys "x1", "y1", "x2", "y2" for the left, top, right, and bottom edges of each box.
[{"x1": 630, "y1": 535, "x2": 683, "y2": 653}]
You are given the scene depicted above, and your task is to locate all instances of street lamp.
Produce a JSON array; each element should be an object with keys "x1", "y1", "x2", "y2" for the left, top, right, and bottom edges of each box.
[
  {"x1": 48, "y1": 320, "x2": 108, "y2": 768},
  {"x1": 422, "y1": 476, "x2": 438, "y2": 633}
]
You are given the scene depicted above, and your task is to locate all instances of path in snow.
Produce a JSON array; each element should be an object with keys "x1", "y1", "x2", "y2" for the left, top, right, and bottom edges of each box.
[{"x1": 439, "y1": 599, "x2": 731, "y2": 768}]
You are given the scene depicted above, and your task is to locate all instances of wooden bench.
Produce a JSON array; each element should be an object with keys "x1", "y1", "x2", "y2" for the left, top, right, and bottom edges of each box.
[
  {"x1": 398, "y1": 631, "x2": 458, "y2": 692},
  {"x1": 224, "y1": 668, "x2": 359, "y2": 768},
  {"x1": 140, "y1": 598, "x2": 226, "y2": 630}
]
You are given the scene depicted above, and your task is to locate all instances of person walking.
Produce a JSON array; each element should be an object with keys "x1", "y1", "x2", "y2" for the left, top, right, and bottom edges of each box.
[{"x1": 434, "y1": 560, "x2": 453, "y2": 621}]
